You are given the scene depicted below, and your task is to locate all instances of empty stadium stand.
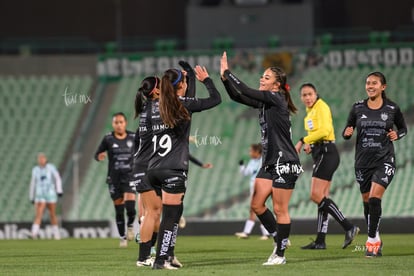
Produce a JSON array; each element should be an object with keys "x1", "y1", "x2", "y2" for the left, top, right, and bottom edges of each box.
[{"x1": 0, "y1": 75, "x2": 93, "y2": 222}]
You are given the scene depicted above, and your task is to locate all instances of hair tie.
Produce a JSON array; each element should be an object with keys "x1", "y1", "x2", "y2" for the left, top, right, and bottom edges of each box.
[
  {"x1": 171, "y1": 69, "x2": 183, "y2": 87},
  {"x1": 284, "y1": 83, "x2": 291, "y2": 92}
]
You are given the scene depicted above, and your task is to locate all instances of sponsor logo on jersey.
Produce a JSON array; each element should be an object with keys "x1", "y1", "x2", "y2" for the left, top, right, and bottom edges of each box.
[
  {"x1": 381, "y1": 176, "x2": 389, "y2": 184},
  {"x1": 112, "y1": 143, "x2": 119, "y2": 148},
  {"x1": 381, "y1": 112, "x2": 388, "y2": 121},
  {"x1": 361, "y1": 114, "x2": 368, "y2": 119},
  {"x1": 126, "y1": 140, "x2": 133, "y2": 148}
]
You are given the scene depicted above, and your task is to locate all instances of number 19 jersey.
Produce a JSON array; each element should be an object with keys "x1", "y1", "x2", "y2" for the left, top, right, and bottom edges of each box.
[{"x1": 148, "y1": 99, "x2": 190, "y2": 171}]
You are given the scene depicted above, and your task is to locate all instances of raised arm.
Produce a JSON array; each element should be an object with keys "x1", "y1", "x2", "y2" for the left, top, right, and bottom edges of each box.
[
  {"x1": 220, "y1": 51, "x2": 265, "y2": 107},
  {"x1": 222, "y1": 79, "x2": 262, "y2": 108},
  {"x1": 180, "y1": 61, "x2": 196, "y2": 98},
  {"x1": 223, "y1": 70, "x2": 280, "y2": 105},
  {"x1": 182, "y1": 66, "x2": 221, "y2": 113}
]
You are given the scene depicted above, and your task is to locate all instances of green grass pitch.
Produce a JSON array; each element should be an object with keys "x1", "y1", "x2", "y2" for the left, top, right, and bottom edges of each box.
[{"x1": 1, "y1": 234, "x2": 413, "y2": 275}]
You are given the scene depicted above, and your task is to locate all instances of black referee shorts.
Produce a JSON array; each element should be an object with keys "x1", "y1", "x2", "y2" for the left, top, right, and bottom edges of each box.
[
  {"x1": 311, "y1": 143, "x2": 340, "y2": 181},
  {"x1": 147, "y1": 169, "x2": 188, "y2": 196}
]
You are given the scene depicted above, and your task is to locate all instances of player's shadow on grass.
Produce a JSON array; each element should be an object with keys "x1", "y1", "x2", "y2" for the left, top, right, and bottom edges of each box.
[
  {"x1": 180, "y1": 248, "x2": 229, "y2": 254},
  {"x1": 187, "y1": 257, "x2": 259, "y2": 267}
]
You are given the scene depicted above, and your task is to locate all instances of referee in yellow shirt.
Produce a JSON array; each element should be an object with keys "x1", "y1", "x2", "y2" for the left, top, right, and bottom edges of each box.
[{"x1": 295, "y1": 83, "x2": 359, "y2": 250}]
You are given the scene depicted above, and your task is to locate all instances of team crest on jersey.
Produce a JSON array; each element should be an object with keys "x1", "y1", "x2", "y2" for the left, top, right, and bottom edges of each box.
[
  {"x1": 381, "y1": 112, "x2": 388, "y2": 121},
  {"x1": 126, "y1": 140, "x2": 133, "y2": 148}
]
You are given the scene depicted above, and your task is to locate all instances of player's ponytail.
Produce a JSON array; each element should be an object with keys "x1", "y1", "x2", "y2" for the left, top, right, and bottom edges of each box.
[
  {"x1": 159, "y1": 69, "x2": 190, "y2": 128},
  {"x1": 270, "y1": 67, "x2": 297, "y2": 114},
  {"x1": 134, "y1": 76, "x2": 160, "y2": 118},
  {"x1": 367, "y1": 71, "x2": 387, "y2": 99}
]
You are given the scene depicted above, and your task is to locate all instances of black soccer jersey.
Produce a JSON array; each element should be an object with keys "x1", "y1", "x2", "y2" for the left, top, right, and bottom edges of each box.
[
  {"x1": 148, "y1": 77, "x2": 221, "y2": 171},
  {"x1": 223, "y1": 70, "x2": 300, "y2": 167},
  {"x1": 343, "y1": 98, "x2": 407, "y2": 169},
  {"x1": 133, "y1": 101, "x2": 153, "y2": 168},
  {"x1": 95, "y1": 131, "x2": 135, "y2": 178}
]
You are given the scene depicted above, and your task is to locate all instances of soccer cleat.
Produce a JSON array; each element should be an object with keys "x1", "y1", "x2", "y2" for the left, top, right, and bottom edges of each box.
[
  {"x1": 127, "y1": 227, "x2": 135, "y2": 241},
  {"x1": 265, "y1": 243, "x2": 278, "y2": 263},
  {"x1": 365, "y1": 240, "x2": 381, "y2": 257},
  {"x1": 136, "y1": 257, "x2": 154, "y2": 267},
  {"x1": 152, "y1": 261, "x2": 178, "y2": 270},
  {"x1": 263, "y1": 255, "x2": 286, "y2": 266},
  {"x1": 342, "y1": 226, "x2": 360, "y2": 249},
  {"x1": 168, "y1": 256, "x2": 183, "y2": 268},
  {"x1": 119, "y1": 239, "x2": 128, "y2": 248},
  {"x1": 260, "y1": 235, "x2": 269, "y2": 241},
  {"x1": 235, "y1": 232, "x2": 249, "y2": 239},
  {"x1": 301, "y1": 240, "x2": 326, "y2": 250},
  {"x1": 377, "y1": 241, "x2": 383, "y2": 257}
]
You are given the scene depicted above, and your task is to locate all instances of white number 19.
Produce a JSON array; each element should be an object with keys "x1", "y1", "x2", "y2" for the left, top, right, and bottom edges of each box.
[{"x1": 152, "y1": 134, "x2": 172, "y2": 157}]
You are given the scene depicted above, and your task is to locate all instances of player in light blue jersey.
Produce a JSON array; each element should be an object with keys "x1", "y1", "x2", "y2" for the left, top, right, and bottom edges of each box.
[
  {"x1": 235, "y1": 144, "x2": 270, "y2": 240},
  {"x1": 29, "y1": 153, "x2": 63, "y2": 239}
]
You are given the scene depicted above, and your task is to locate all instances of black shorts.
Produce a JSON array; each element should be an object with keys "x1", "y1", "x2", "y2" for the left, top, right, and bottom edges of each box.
[
  {"x1": 265, "y1": 162, "x2": 303, "y2": 189},
  {"x1": 311, "y1": 143, "x2": 340, "y2": 181},
  {"x1": 147, "y1": 169, "x2": 188, "y2": 196},
  {"x1": 355, "y1": 161, "x2": 395, "y2": 193},
  {"x1": 256, "y1": 167, "x2": 272, "y2": 180},
  {"x1": 106, "y1": 172, "x2": 136, "y2": 200},
  {"x1": 130, "y1": 165, "x2": 153, "y2": 193}
]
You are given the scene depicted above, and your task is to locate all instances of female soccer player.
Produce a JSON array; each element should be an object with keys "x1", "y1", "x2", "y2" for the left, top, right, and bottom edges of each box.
[
  {"x1": 148, "y1": 66, "x2": 221, "y2": 269},
  {"x1": 234, "y1": 143, "x2": 270, "y2": 240},
  {"x1": 295, "y1": 83, "x2": 359, "y2": 250},
  {"x1": 131, "y1": 76, "x2": 163, "y2": 265},
  {"x1": 343, "y1": 72, "x2": 407, "y2": 257},
  {"x1": 29, "y1": 153, "x2": 63, "y2": 240},
  {"x1": 95, "y1": 112, "x2": 136, "y2": 248},
  {"x1": 221, "y1": 52, "x2": 302, "y2": 265}
]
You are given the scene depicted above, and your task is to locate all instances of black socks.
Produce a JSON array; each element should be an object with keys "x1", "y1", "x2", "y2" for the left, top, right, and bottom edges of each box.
[
  {"x1": 276, "y1": 223, "x2": 291, "y2": 257},
  {"x1": 368, "y1": 197, "x2": 382, "y2": 239},
  {"x1": 257, "y1": 208, "x2": 278, "y2": 241},
  {"x1": 151, "y1": 232, "x2": 158, "y2": 247},
  {"x1": 155, "y1": 204, "x2": 182, "y2": 265},
  {"x1": 124, "y1": 200, "x2": 136, "y2": 227},
  {"x1": 138, "y1": 241, "x2": 152, "y2": 261},
  {"x1": 316, "y1": 209, "x2": 329, "y2": 244},
  {"x1": 363, "y1": 201, "x2": 370, "y2": 225},
  {"x1": 318, "y1": 197, "x2": 353, "y2": 231},
  {"x1": 114, "y1": 204, "x2": 125, "y2": 238}
]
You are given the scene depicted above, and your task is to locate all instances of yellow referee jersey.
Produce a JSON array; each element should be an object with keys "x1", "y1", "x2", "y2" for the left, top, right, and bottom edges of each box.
[{"x1": 303, "y1": 98, "x2": 335, "y2": 144}]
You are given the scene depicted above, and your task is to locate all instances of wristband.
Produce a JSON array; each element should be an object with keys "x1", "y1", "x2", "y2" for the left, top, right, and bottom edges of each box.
[{"x1": 300, "y1": 137, "x2": 305, "y2": 143}]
